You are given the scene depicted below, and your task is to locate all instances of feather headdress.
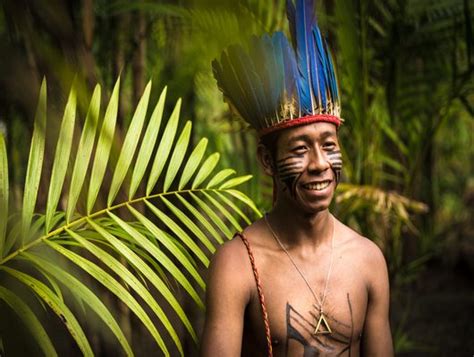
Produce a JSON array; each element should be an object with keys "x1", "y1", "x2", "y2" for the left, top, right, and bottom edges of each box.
[{"x1": 212, "y1": 0, "x2": 342, "y2": 136}]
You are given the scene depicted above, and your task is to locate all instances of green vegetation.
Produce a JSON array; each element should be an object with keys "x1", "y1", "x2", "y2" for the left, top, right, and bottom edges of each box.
[
  {"x1": 0, "y1": 0, "x2": 472, "y2": 355},
  {"x1": 0, "y1": 78, "x2": 258, "y2": 355}
]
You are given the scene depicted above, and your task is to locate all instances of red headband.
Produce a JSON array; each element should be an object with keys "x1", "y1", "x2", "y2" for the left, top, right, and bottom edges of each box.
[{"x1": 259, "y1": 114, "x2": 342, "y2": 137}]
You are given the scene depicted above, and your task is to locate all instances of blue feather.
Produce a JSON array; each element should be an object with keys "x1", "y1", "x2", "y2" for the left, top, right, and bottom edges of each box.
[
  {"x1": 327, "y1": 46, "x2": 340, "y2": 107},
  {"x1": 270, "y1": 35, "x2": 284, "y2": 124},
  {"x1": 212, "y1": 0, "x2": 341, "y2": 132},
  {"x1": 229, "y1": 45, "x2": 267, "y2": 128},
  {"x1": 275, "y1": 32, "x2": 300, "y2": 120},
  {"x1": 313, "y1": 26, "x2": 328, "y2": 109},
  {"x1": 303, "y1": 1, "x2": 315, "y2": 114},
  {"x1": 286, "y1": 0, "x2": 297, "y2": 50}
]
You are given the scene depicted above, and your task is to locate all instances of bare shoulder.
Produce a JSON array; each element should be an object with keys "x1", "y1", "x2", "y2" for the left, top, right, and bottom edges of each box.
[
  {"x1": 211, "y1": 219, "x2": 267, "y2": 266},
  {"x1": 334, "y1": 218, "x2": 388, "y2": 286},
  {"x1": 209, "y1": 234, "x2": 251, "y2": 282},
  {"x1": 211, "y1": 234, "x2": 248, "y2": 267},
  {"x1": 336, "y1": 218, "x2": 385, "y2": 260},
  {"x1": 202, "y1": 226, "x2": 264, "y2": 354},
  {"x1": 207, "y1": 224, "x2": 264, "y2": 302}
]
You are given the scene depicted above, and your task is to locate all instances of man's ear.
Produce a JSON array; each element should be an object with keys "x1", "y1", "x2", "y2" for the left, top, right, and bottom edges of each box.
[{"x1": 257, "y1": 144, "x2": 275, "y2": 176}]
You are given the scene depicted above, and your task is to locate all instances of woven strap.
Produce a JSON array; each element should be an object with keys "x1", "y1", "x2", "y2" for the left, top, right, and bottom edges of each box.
[{"x1": 235, "y1": 232, "x2": 273, "y2": 357}]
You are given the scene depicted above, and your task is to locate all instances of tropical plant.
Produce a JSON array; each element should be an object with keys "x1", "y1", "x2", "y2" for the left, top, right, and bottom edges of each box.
[
  {"x1": 0, "y1": 78, "x2": 260, "y2": 356},
  {"x1": 329, "y1": 0, "x2": 472, "y2": 352}
]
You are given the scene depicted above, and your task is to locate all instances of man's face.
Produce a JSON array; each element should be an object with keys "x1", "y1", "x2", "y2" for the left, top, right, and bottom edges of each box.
[{"x1": 272, "y1": 122, "x2": 342, "y2": 214}]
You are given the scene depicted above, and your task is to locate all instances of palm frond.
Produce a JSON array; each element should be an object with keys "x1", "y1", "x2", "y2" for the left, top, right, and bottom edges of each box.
[
  {"x1": 0, "y1": 78, "x2": 260, "y2": 355},
  {"x1": 21, "y1": 79, "x2": 47, "y2": 242},
  {"x1": 336, "y1": 183, "x2": 428, "y2": 223}
]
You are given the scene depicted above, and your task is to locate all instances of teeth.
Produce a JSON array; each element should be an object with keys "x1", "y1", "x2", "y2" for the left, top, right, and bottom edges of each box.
[{"x1": 304, "y1": 181, "x2": 330, "y2": 190}]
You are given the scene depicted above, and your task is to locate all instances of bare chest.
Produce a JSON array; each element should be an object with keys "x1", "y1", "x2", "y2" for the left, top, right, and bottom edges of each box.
[{"x1": 243, "y1": 254, "x2": 367, "y2": 356}]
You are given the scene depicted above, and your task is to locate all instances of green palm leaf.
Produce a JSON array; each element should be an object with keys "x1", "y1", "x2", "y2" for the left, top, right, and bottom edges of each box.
[
  {"x1": 163, "y1": 121, "x2": 192, "y2": 192},
  {"x1": 147, "y1": 98, "x2": 181, "y2": 195},
  {"x1": 0, "y1": 78, "x2": 261, "y2": 355},
  {"x1": 129, "y1": 86, "x2": 167, "y2": 199},
  {"x1": 1, "y1": 266, "x2": 94, "y2": 356},
  {"x1": 192, "y1": 152, "x2": 220, "y2": 189},
  {"x1": 108, "y1": 211, "x2": 203, "y2": 308},
  {"x1": 0, "y1": 133, "x2": 8, "y2": 252},
  {"x1": 206, "y1": 168, "x2": 236, "y2": 188},
  {"x1": 67, "y1": 85, "x2": 101, "y2": 223},
  {"x1": 23, "y1": 252, "x2": 133, "y2": 356},
  {"x1": 178, "y1": 138, "x2": 208, "y2": 189},
  {"x1": 108, "y1": 81, "x2": 151, "y2": 206},
  {"x1": 47, "y1": 241, "x2": 168, "y2": 355},
  {"x1": 175, "y1": 192, "x2": 224, "y2": 244},
  {"x1": 45, "y1": 81, "x2": 77, "y2": 232},
  {"x1": 87, "y1": 78, "x2": 120, "y2": 214},
  {"x1": 0, "y1": 286, "x2": 57, "y2": 357},
  {"x1": 21, "y1": 79, "x2": 47, "y2": 242}
]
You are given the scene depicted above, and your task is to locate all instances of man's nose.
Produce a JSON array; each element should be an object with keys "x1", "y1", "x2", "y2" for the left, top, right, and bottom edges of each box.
[{"x1": 308, "y1": 147, "x2": 330, "y2": 173}]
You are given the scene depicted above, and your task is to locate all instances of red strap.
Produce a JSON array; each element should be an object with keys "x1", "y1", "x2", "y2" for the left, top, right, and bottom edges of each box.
[{"x1": 235, "y1": 232, "x2": 273, "y2": 357}]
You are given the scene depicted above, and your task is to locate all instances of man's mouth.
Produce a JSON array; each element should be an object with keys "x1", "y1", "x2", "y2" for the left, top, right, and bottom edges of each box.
[{"x1": 302, "y1": 180, "x2": 331, "y2": 191}]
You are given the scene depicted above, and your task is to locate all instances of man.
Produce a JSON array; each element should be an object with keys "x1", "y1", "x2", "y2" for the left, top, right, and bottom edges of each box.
[{"x1": 201, "y1": 0, "x2": 393, "y2": 355}]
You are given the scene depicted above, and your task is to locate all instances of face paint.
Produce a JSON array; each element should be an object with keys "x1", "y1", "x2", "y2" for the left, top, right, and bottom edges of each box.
[
  {"x1": 326, "y1": 150, "x2": 342, "y2": 183},
  {"x1": 275, "y1": 154, "x2": 304, "y2": 197}
]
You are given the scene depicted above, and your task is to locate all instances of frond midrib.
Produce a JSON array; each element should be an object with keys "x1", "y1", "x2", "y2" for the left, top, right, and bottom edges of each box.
[{"x1": 1, "y1": 187, "x2": 223, "y2": 265}]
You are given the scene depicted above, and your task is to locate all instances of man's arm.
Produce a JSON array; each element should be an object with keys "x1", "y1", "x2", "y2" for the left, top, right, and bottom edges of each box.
[
  {"x1": 362, "y1": 241, "x2": 393, "y2": 356},
  {"x1": 200, "y1": 239, "x2": 252, "y2": 356}
]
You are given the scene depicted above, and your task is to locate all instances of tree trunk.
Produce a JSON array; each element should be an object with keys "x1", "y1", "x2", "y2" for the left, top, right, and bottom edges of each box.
[
  {"x1": 81, "y1": 0, "x2": 97, "y2": 88},
  {"x1": 132, "y1": 11, "x2": 147, "y2": 106}
]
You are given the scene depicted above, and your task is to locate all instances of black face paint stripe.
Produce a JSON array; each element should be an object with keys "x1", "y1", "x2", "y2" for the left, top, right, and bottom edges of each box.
[
  {"x1": 275, "y1": 153, "x2": 305, "y2": 197},
  {"x1": 290, "y1": 173, "x2": 302, "y2": 197},
  {"x1": 276, "y1": 161, "x2": 304, "y2": 174},
  {"x1": 278, "y1": 162, "x2": 301, "y2": 171},
  {"x1": 279, "y1": 171, "x2": 300, "y2": 177},
  {"x1": 325, "y1": 150, "x2": 343, "y2": 184},
  {"x1": 278, "y1": 168, "x2": 303, "y2": 179},
  {"x1": 279, "y1": 166, "x2": 304, "y2": 175}
]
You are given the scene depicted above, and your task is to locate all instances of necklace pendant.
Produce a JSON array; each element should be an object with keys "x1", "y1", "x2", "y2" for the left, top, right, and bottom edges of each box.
[{"x1": 313, "y1": 312, "x2": 332, "y2": 335}]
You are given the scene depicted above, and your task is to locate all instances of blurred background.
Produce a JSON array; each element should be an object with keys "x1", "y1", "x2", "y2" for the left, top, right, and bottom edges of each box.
[{"x1": 0, "y1": 0, "x2": 472, "y2": 355}]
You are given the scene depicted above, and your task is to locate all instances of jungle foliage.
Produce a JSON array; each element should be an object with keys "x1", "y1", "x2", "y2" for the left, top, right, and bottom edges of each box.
[{"x1": 0, "y1": 0, "x2": 472, "y2": 355}]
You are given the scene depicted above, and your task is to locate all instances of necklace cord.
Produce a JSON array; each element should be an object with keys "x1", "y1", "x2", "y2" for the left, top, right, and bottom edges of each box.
[{"x1": 264, "y1": 213, "x2": 335, "y2": 314}]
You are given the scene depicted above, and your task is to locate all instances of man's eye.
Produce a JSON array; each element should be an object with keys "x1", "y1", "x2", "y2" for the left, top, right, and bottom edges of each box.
[
  {"x1": 323, "y1": 142, "x2": 336, "y2": 150},
  {"x1": 293, "y1": 146, "x2": 307, "y2": 153}
]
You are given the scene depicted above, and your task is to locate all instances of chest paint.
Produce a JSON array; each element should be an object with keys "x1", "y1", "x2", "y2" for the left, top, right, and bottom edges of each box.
[{"x1": 285, "y1": 293, "x2": 354, "y2": 356}]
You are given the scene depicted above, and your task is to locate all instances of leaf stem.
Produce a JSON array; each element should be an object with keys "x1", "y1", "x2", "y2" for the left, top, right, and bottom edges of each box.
[{"x1": 0, "y1": 188, "x2": 207, "y2": 265}]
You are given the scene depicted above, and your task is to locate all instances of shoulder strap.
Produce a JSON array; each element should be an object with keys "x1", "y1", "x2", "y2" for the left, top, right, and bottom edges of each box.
[{"x1": 235, "y1": 232, "x2": 273, "y2": 357}]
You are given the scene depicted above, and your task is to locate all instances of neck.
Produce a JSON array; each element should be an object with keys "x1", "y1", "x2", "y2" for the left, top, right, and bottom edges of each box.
[{"x1": 267, "y1": 204, "x2": 333, "y2": 249}]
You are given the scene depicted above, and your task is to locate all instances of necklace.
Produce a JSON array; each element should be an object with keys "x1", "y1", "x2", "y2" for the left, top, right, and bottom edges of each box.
[{"x1": 264, "y1": 213, "x2": 335, "y2": 335}]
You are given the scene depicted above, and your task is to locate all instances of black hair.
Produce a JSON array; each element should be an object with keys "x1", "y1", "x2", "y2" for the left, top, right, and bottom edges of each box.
[{"x1": 259, "y1": 131, "x2": 280, "y2": 161}]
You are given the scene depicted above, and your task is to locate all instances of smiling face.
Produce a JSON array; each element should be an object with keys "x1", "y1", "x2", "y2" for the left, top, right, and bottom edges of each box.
[{"x1": 264, "y1": 122, "x2": 342, "y2": 214}]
